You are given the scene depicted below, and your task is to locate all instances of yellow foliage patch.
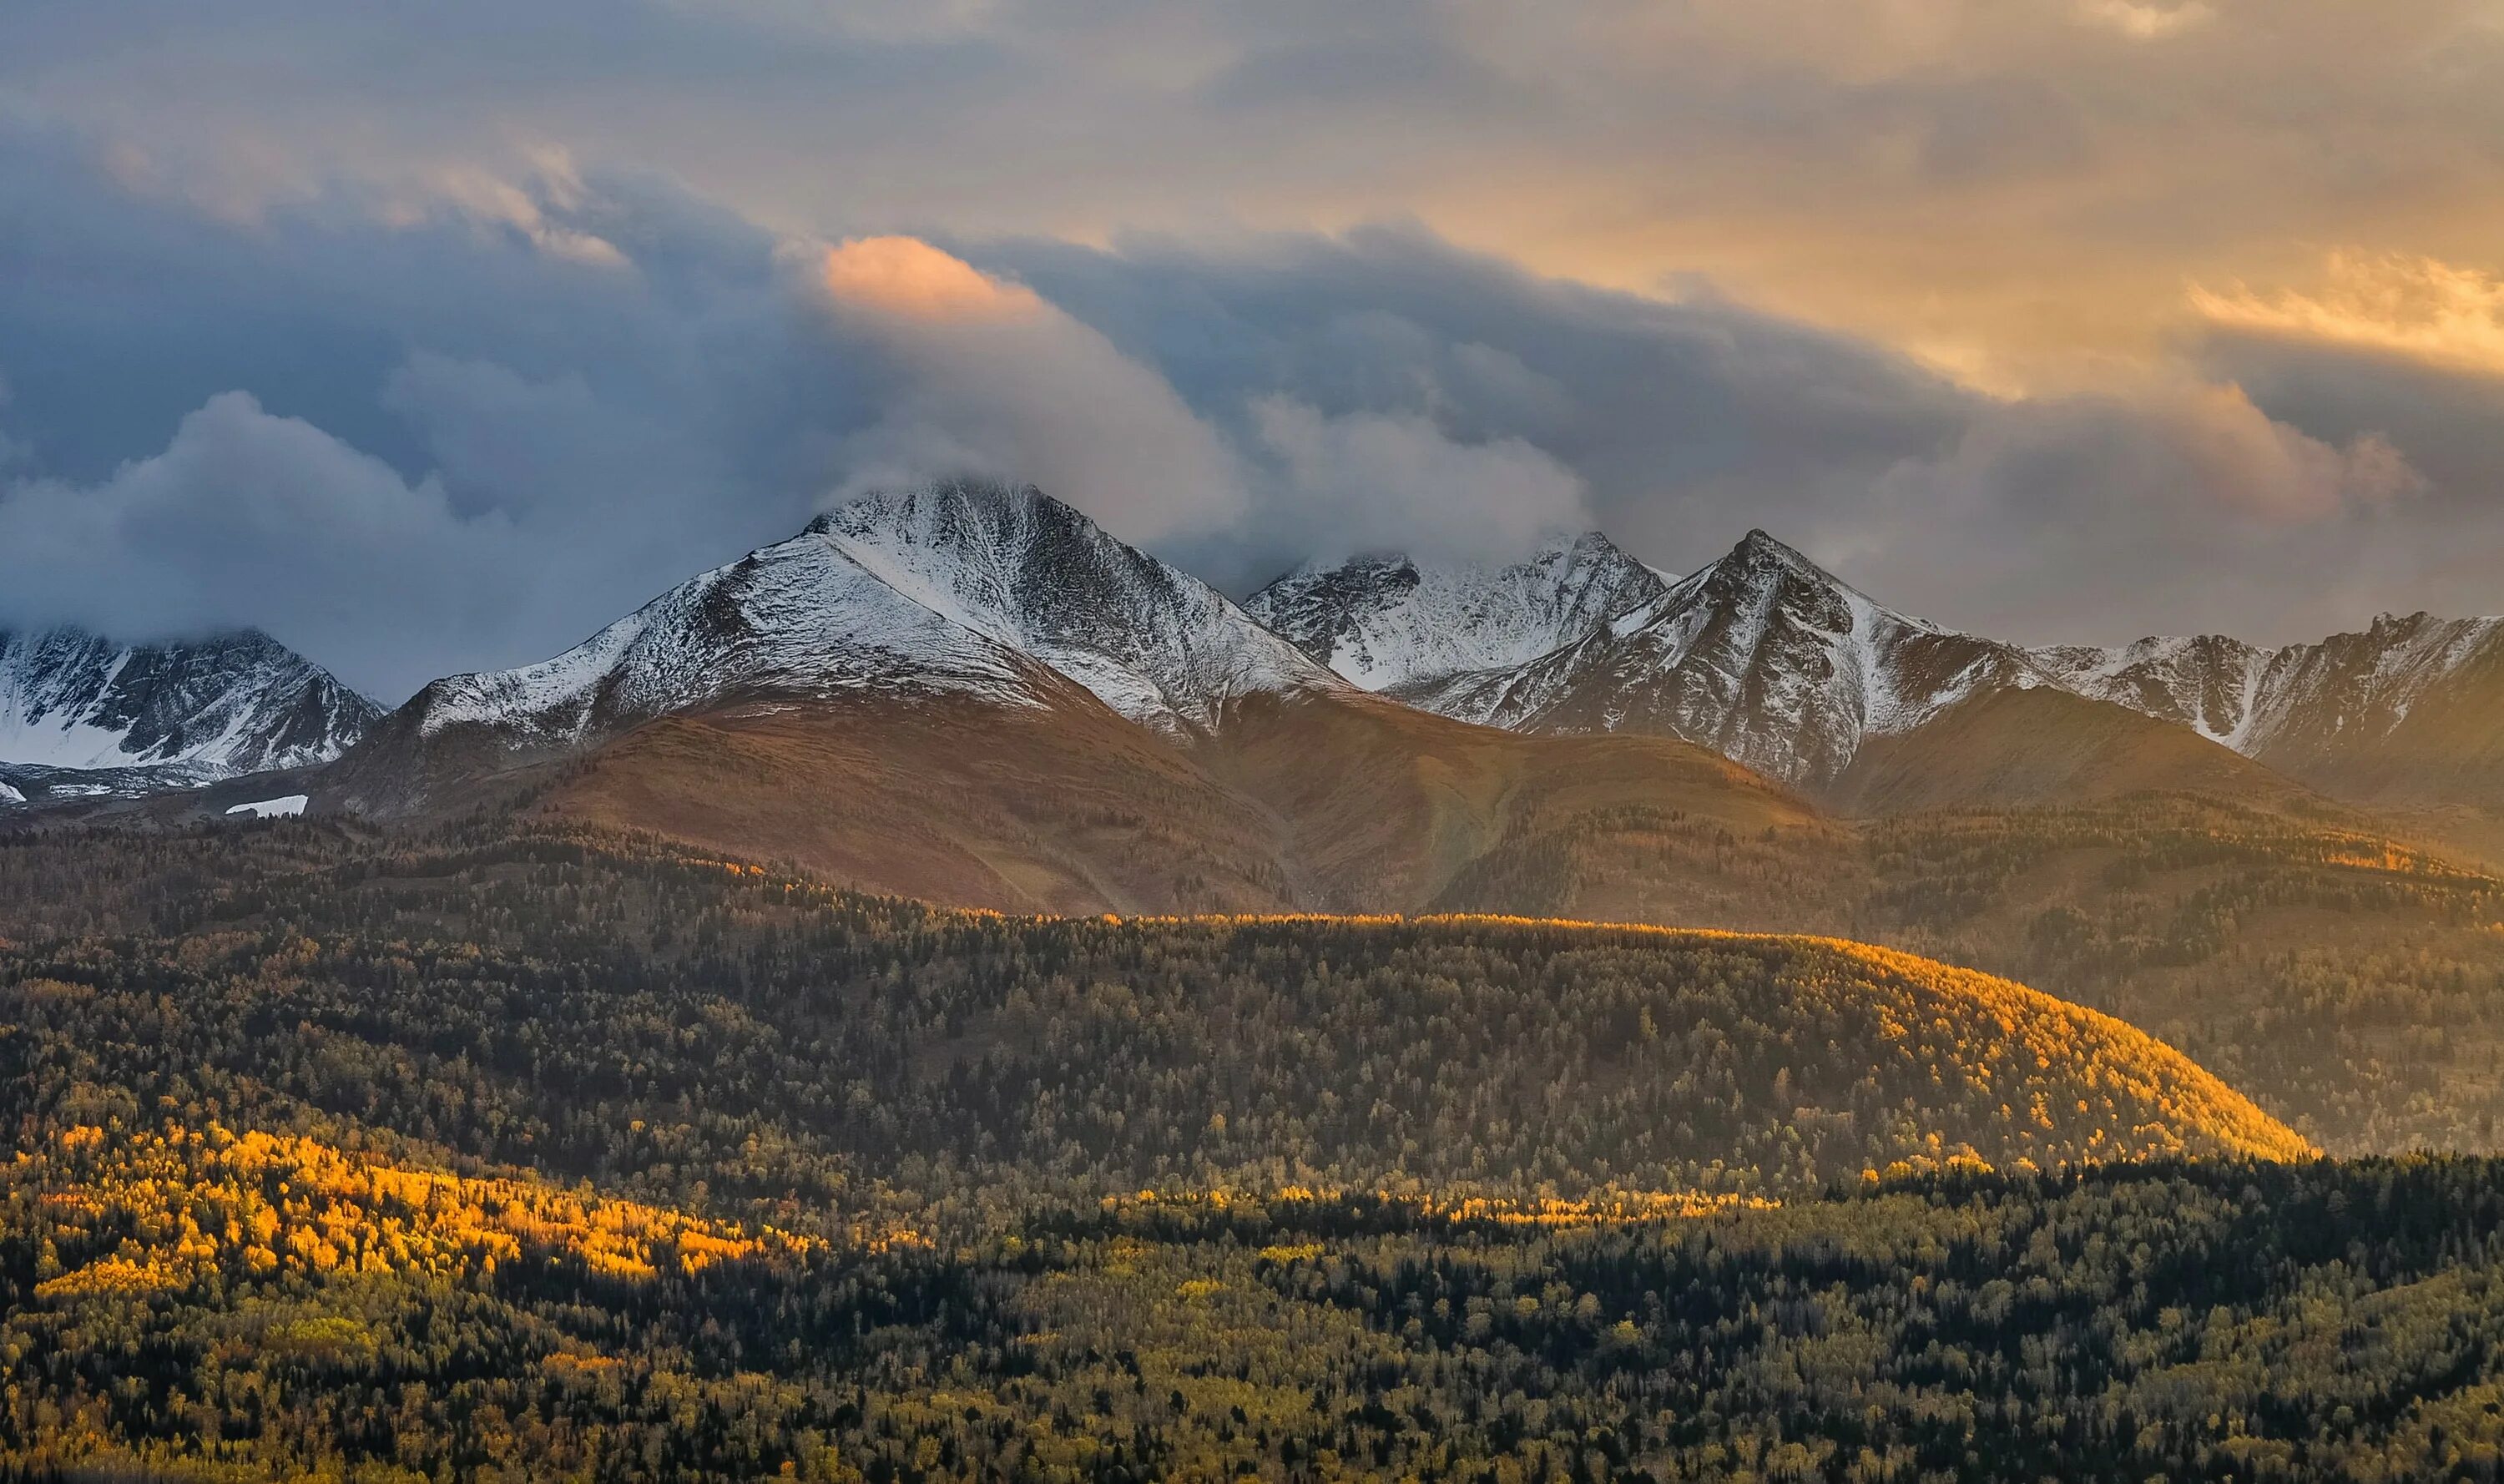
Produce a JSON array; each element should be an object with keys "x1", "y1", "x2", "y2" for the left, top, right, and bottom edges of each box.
[{"x1": 12, "y1": 1123, "x2": 810, "y2": 1301}]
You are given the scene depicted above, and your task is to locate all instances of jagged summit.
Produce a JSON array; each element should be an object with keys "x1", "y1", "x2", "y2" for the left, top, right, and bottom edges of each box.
[
  {"x1": 810, "y1": 481, "x2": 1344, "y2": 731},
  {"x1": 1381, "y1": 529, "x2": 2040, "y2": 786},
  {"x1": 1729, "y1": 527, "x2": 1813, "y2": 568},
  {"x1": 397, "y1": 477, "x2": 1349, "y2": 759},
  {"x1": 2029, "y1": 609, "x2": 2504, "y2": 802},
  {"x1": 1245, "y1": 529, "x2": 1671, "y2": 692},
  {"x1": 0, "y1": 625, "x2": 379, "y2": 804}
]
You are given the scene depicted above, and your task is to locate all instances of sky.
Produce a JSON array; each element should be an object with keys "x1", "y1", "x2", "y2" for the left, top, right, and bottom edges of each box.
[{"x1": 3, "y1": 0, "x2": 2502, "y2": 699}]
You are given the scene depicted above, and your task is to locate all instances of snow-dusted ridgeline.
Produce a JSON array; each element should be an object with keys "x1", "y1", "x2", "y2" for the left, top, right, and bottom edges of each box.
[
  {"x1": 1265, "y1": 524, "x2": 2504, "y2": 799},
  {"x1": 2032, "y1": 613, "x2": 2504, "y2": 763}
]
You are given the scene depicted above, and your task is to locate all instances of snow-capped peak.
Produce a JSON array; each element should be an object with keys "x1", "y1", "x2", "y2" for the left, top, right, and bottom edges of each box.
[
  {"x1": 1244, "y1": 529, "x2": 1671, "y2": 693},
  {"x1": 1391, "y1": 528, "x2": 2043, "y2": 785},
  {"x1": 810, "y1": 481, "x2": 1345, "y2": 731},
  {"x1": 0, "y1": 626, "x2": 379, "y2": 800},
  {"x1": 405, "y1": 477, "x2": 1346, "y2": 751}
]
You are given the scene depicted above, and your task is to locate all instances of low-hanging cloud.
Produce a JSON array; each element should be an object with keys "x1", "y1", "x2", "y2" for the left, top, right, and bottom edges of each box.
[
  {"x1": 1831, "y1": 381, "x2": 2435, "y2": 641},
  {"x1": 970, "y1": 228, "x2": 2497, "y2": 639},
  {"x1": 815, "y1": 235, "x2": 1248, "y2": 545},
  {"x1": 2, "y1": 121, "x2": 2500, "y2": 704},
  {"x1": 1248, "y1": 397, "x2": 1591, "y2": 567},
  {"x1": 0, "y1": 392, "x2": 528, "y2": 689}
]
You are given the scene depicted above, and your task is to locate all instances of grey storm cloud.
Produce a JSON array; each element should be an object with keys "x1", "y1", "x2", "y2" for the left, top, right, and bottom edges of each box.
[
  {"x1": 11, "y1": 0, "x2": 2499, "y2": 368},
  {"x1": 966, "y1": 226, "x2": 1980, "y2": 583},
  {"x1": 966, "y1": 228, "x2": 2491, "y2": 642},
  {"x1": 0, "y1": 88, "x2": 2499, "y2": 702}
]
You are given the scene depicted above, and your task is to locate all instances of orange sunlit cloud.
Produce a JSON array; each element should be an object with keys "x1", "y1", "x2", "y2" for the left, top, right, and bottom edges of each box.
[
  {"x1": 820, "y1": 235, "x2": 1044, "y2": 323},
  {"x1": 2075, "y1": 0, "x2": 2216, "y2": 42},
  {"x1": 2192, "y1": 253, "x2": 2504, "y2": 381}
]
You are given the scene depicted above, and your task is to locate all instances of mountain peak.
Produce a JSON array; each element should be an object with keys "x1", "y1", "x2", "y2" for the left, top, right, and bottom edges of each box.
[
  {"x1": 397, "y1": 477, "x2": 1340, "y2": 764},
  {"x1": 1724, "y1": 527, "x2": 1830, "y2": 579},
  {"x1": 1245, "y1": 531, "x2": 1672, "y2": 693},
  {"x1": 1386, "y1": 523, "x2": 2041, "y2": 786},
  {"x1": 0, "y1": 623, "x2": 380, "y2": 803}
]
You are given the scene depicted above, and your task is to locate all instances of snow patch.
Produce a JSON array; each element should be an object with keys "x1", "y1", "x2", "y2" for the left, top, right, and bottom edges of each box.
[{"x1": 225, "y1": 794, "x2": 309, "y2": 818}]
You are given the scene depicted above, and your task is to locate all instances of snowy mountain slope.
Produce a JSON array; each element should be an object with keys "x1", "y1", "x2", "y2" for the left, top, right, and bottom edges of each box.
[
  {"x1": 406, "y1": 524, "x2": 1058, "y2": 752},
  {"x1": 1335, "y1": 518, "x2": 2499, "y2": 810},
  {"x1": 390, "y1": 478, "x2": 1350, "y2": 763},
  {"x1": 2032, "y1": 613, "x2": 2504, "y2": 804},
  {"x1": 1386, "y1": 530, "x2": 2047, "y2": 787},
  {"x1": 2027, "y1": 635, "x2": 2274, "y2": 746},
  {"x1": 1244, "y1": 533, "x2": 1670, "y2": 692},
  {"x1": 0, "y1": 627, "x2": 379, "y2": 803},
  {"x1": 815, "y1": 481, "x2": 1345, "y2": 733}
]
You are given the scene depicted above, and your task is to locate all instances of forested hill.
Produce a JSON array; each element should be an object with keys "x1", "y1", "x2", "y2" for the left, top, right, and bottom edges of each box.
[
  {"x1": 8, "y1": 821, "x2": 2464, "y2": 1484},
  {"x1": 3, "y1": 825, "x2": 2301, "y2": 1221}
]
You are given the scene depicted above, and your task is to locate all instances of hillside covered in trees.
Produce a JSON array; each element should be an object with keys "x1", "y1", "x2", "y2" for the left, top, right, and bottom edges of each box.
[
  {"x1": 1399, "y1": 788, "x2": 2504, "y2": 1155},
  {"x1": 0, "y1": 825, "x2": 2302, "y2": 1220},
  {"x1": 25, "y1": 756, "x2": 2504, "y2": 1157},
  {"x1": 18, "y1": 820, "x2": 2504, "y2": 1481},
  {"x1": 14, "y1": 1138, "x2": 2504, "y2": 1481},
  {"x1": 1854, "y1": 795, "x2": 2504, "y2": 1153}
]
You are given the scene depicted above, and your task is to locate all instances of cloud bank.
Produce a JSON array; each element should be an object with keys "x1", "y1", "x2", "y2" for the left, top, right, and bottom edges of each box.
[{"x1": 0, "y1": 106, "x2": 2498, "y2": 700}]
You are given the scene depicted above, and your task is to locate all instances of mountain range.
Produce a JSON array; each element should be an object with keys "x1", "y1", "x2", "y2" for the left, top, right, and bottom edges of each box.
[
  {"x1": 8, "y1": 476, "x2": 2501, "y2": 842},
  {"x1": 316, "y1": 478, "x2": 1806, "y2": 916},
  {"x1": 12, "y1": 476, "x2": 2504, "y2": 1158},
  {"x1": 1256, "y1": 527, "x2": 2504, "y2": 813}
]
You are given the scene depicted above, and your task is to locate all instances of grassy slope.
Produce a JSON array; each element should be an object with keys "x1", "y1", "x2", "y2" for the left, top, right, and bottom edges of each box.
[
  {"x1": 1827, "y1": 685, "x2": 2310, "y2": 815},
  {"x1": 535, "y1": 686, "x2": 1825, "y2": 920},
  {"x1": 544, "y1": 693, "x2": 1301, "y2": 916},
  {"x1": 2259, "y1": 644, "x2": 2504, "y2": 811},
  {"x1": 1189, "y1": 690, "x2": 1823, "y2": 915}
]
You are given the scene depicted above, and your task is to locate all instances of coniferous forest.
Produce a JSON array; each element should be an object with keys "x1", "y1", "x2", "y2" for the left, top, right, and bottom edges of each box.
[{"x1": 3, "y1": 820, "x2": 2504, "y2": 1480}]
